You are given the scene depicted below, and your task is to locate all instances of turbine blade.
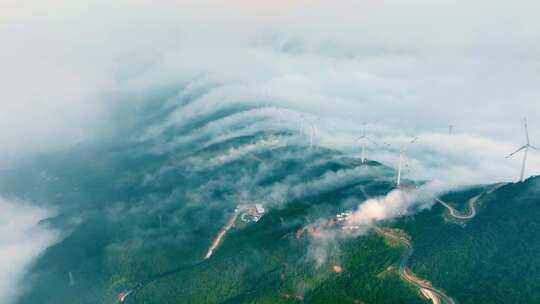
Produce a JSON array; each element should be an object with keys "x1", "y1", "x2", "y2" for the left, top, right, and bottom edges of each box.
[
  {"x1": 401, "y1": 137, "x2": 419, "y2": 153},
  {"x1": 359, "y1": 136, "x2": 390, "y2": 151},
  {"x1": 383, "y1": 141, "x2": 392, "y2": 147},
  {"x1": 529, "y1": 145, "x2": 540, "y2": 151},
  {"x1": 524, "y1": 118, "x2": 530, "y2": 145},
  {"x1": 374, "y1": 139, "x2": 393, "y2": 149},
  {"x1": 362, "y1": 122, "x2": 367, "y2": 137},
  {"x1": 355, "y1": 135, "x2": 366, "y2": 141},
  {"x1": 402, "y1": 153, "x2": 409, "y2": 163},
  {"x1": 506, "y1": 145, "x2": 527, "y2": 159},
  {"x1": 365, "y1": 137, "x2": 377, "y2": 145}
]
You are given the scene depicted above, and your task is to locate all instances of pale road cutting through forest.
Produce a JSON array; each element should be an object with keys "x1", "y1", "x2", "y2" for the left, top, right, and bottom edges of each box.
[
  {"x1": 204, "y1": 209, "x2": 242, "y2": 259},
  {"x1": 436, "y1": 183, "x2": 507, "y2": 219},
  {"x1": 378, "y1": 182, "x2": 508, "y2": 304},
  {"x1": 116, "y1": 206, "x2": 248, "y2": 303},
  {"x1": 374, "y1": 226, "x2": 456, "y2": 304}
]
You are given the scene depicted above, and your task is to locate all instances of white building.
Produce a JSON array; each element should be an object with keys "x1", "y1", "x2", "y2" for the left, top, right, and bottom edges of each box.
[{"x1": 255, "y1": 204, "x2": 265, "y2": 214}]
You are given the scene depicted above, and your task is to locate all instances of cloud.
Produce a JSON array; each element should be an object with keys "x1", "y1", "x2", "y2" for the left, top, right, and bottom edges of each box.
[
  {"x1": 346, "y1": 182, "x2": 446, "y2": 228},
  {"x1": 0, "y1": 197, "x2": 59, "y2": 304},
  {"x1": 2, "y1": 4, "x2": 539, "y2": 299},
  {"x1": 300, "y1": 182, "x2": 448, "y2": 266},
  {"x1": 2, "y1": 0, "x2": 540, "y2": 184},
  {"x1": 1, "y1": 0, "x2": 540, "y2": 284}
]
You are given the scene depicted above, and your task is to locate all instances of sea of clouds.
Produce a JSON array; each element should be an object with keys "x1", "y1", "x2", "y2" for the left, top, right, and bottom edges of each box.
[{"x1": 1, "y1": 0, "x2": 540, "y2": 301}]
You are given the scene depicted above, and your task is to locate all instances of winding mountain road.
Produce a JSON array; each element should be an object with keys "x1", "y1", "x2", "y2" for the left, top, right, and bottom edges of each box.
[
  {"x1": 375, "y1": 227, "x2": 456, "y2": 304},
  {"x1": 377, "y1": 182, "x2": 508, "y2": 304},
  {"x1": 399, "y1": 245, "x2": 455, "y2": 304},
  {"x1": 435, "y1": 196, "x2": 479, "y2": 219},
  {"x1": 436, "y1": 183, "x2": 506, "y2": 219}
]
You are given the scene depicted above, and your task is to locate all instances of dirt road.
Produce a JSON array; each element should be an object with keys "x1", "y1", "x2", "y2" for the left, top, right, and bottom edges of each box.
[
  {"x1": 436, "y1": 183, "x2": 506, "y2": 220},
  {"x1": 205, "y1": 211, "x2": 241, "y2": 259},
  {"x1": 375, "y1": 227, "x2": 456, "y2": 304},
  {"x1": 116, "y1": 206, "x2": 246, "y2": 303}
]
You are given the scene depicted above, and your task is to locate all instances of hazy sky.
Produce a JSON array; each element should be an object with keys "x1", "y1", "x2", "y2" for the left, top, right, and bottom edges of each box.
[
  {"x1": 1, "y1": 0, "x2": 539, "y2": 162},
  {"x1": 1, "y1": 0, "x2": 540, "y2": 173},
  {"x1": 0, "y1": 0, "x2": 540, "y2": 186}
]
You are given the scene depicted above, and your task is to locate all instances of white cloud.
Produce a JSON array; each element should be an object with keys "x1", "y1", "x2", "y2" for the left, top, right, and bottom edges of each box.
[
  {"x1": 1, "y1": 0, "x2": 539, "y2": 175},
  {"x1": 0, "y1": 197, "x2": 59, "y2": 304},
  {"x1": 1, "y1": 3, "x2": 539, "y2": 297},
  {"x1": 346, "y1": 182, "x2": 447, "y2": 227}
]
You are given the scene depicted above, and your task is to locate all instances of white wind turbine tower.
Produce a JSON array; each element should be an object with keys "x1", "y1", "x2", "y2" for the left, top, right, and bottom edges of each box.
[
  {"x1": 297, "y1": 114, "x2": 305, "y2": 137},
  {"x1": 506, "y1": 118, "x2": 539, "y2": 182},
  {"x1": 69, "y1": 271, "x2": 75, "y2": 286},
  {"x1": 355, "y1": 123, "x2": 370, "y2": 164},
  {"x1": 309, "y1": 121, "x2": 316, "y2": 148},
  {"x1": 299, "y1": 114, "x2": 317, "y2": 148},
  {"x1": 396, "y1": 136, "x2": 419, "y2": 187}
]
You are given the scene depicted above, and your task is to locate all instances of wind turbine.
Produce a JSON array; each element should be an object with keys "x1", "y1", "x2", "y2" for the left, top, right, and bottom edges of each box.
[
  {"x1": 69, "y1": 271, "x2": 75, "y2": 286},
  {"x1": 299, "y1": 114, "x2": 317, "y2": 148},
  {"x1": 448, "y1": 125, "x2": 455, "y2": 135},
  {"x1": 506, "y1": 118, "x2": 539, "y2": 182},
  {"x1": 309, "y1": 121, "x2": 316, "y2": 148},
  {"x1": 355, "y1": 123, "x2": 370, "y2": 164},
  {"x1": 298, "y1": 114, "x2": 305, "y2": 137},
  {"x1": 395, "y1": 136, "x2": 419, "y2": 187}
]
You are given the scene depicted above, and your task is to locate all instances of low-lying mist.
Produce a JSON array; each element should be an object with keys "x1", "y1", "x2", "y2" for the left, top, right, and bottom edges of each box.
[{"x1": 0, "y1": 197, "x2": 59, "y2": 304}]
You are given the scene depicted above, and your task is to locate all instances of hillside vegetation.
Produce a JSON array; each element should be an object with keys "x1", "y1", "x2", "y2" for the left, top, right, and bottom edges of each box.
[{"x1": 396, "y1": 177, "x2": 540, "y2": 304}]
